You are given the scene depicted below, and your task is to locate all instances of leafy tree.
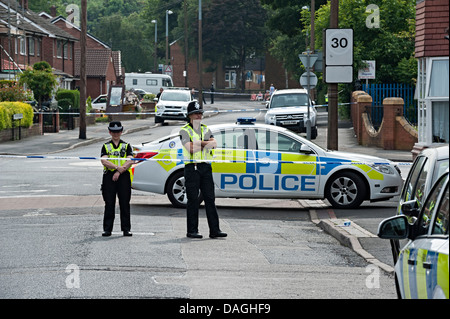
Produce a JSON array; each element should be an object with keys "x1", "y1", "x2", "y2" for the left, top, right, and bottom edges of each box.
[
  {"x1": 311, "y1": 0, "x2": 416, "y2": 84},
  {"x1": 171, "y1": 0, "x2": 268, "y2": 90},
  {"x1": 18, "y1": 62, "x2": 58, "y2": 108}
]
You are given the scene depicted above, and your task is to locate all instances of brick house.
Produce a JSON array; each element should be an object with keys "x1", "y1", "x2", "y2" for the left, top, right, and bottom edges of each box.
[
  {"x1": 41, "y1": 13, "x2": 124, "y2": 100},
  {"x1": 170, "y1": 41, "x2": 266, "y2": 92},
  {"x1": 414, "y1": 0, "x2": 449, "y2": 151},
  {"x1": 0, "y1": 0, "x2": 77, "y2": 88}
]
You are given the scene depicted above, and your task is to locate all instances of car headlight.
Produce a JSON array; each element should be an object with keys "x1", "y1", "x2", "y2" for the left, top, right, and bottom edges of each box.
[
  {"x1": 369, "y1": 164, "x2": 395, "y2": 175},
  {"x1": 266, "y1": 114, "x2": 276, "y2": 122}
]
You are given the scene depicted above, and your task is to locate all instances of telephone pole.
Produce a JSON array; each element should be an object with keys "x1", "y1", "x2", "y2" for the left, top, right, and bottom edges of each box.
[
  {"x1": 79, "y1": 0, "x2": 87, "y2": 140},
  {"x1": 198, "y1": 0, "x2": 203, "y2": 107},
  {"x1": 327, "y1": 0, "x2": 339, "y2": 150}
]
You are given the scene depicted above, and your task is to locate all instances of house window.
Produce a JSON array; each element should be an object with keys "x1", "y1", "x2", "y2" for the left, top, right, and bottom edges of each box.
[
  {"x1": 57, "y1": 40, "x2": 62, "y2": 58},
  {"x1": 28, "y1": 37, "x2": 35, "y2": 56},
  {"x1": 20, "y1": 36, "x2": 26, "y2": 55},
  {"x1": 427, "y1": 58, "x2": 449, "y2": 143},
  {"x1": 428, "y1": 59, "x2": 449, "y2": 98},
  {"x1": 36, "y1": 39, "x2": 41, "y2": 56},
  {"x1": 64, "y1": 42, "x2": 68, "y2": 59}
]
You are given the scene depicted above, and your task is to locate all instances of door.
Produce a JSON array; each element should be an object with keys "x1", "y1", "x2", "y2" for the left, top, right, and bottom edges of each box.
[
  {"x1": 399, "y1": 176, "x2": 449, "y2": 298},
  {"x1": 211, "y1": 128, "x2": 256, "y2": 196},
  {"x1": 253, "y1": 129, "x2": 319, "y2": 197}
]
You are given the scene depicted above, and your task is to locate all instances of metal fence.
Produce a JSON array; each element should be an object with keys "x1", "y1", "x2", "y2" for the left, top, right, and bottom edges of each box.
[{"x1": 362, "y1": 83, "x2": 417, "y2": 128}]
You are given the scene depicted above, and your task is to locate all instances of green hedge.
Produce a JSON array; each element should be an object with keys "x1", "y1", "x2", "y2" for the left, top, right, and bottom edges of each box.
[
  {"x1": 0, "y1": 102, "x2": 34, "y2": 130},
  {"x1": 56, "y1": 89, "x2": 80, "y2": 111}
]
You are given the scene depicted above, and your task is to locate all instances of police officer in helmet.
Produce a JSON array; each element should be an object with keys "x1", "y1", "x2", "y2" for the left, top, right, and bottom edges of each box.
[
  {"x1": 179, "y1": 101, "x2": 227, "y2": 239},
  {"x1": 101, "y1": 121, "x2": 134, "y2": 237}
]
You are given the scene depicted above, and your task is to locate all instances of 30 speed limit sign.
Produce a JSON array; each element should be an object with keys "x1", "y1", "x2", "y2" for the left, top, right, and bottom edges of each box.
[{"x1": 325, "y1": 28, "x2": 353, "y2": 66}]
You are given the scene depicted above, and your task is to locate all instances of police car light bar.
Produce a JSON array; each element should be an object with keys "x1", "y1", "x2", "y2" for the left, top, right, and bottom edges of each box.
[{"x1": 237, "y1": 117, "x2": 256, "y2": 124}]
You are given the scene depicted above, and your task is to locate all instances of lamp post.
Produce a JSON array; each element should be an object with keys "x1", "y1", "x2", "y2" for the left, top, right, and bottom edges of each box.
[
  {"x1": 151, "y1": 20, "x2": 158, "y2": 73},
  {"x1": 165, "y1": 10, "x2": 173, "y2": 68},
  {"x1": 151, "y1": 19, "x2": 157, "y2": 73}
]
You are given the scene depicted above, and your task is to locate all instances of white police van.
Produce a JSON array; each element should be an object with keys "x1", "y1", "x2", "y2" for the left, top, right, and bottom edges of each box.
[{"x1": 131, "y1": 118, "x2": 402, "y2": 209}]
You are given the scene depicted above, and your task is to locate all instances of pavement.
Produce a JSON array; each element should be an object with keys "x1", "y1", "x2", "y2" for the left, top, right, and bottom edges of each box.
[{"x1": 0, "y1": 100, "x2": 414, "y2": 275}]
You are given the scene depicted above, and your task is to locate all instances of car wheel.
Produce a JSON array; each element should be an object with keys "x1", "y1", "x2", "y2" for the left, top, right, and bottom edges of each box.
[
  {"x1": 166, "y1": 170, "x2": 203, "y2": 208},
  {"x1": 325, "y1": 171, "x2": 366, "y2": 209},
  {"x1": 311, "y1": 126, "x2": 318, "y2": 139},
  {"x1": 155, "y1": 116, "x2": 164, "y2": 124}
]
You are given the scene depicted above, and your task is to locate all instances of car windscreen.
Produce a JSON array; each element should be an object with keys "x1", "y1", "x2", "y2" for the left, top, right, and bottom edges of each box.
[
  {"x1": 160, "y1": 91, "x2": 190, "y2": 102},
  {"x1": 271, "y1": 94, "x2": 309, "y2": 108}
]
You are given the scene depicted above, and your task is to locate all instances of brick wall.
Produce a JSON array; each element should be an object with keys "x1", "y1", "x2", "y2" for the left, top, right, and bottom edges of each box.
[
  {"x1": 416, "y1": 0, "x2": 449, "y2": 58},
  {"x1": 351, "y1": 92, "x2": 418, "y2": 152}
]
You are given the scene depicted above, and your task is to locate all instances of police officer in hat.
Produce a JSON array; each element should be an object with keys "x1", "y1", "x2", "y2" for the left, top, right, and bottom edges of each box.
[
  {"x1": 179, "y1": 101, "x2": 227, "y2": 239},
  {"x1": 100, "y1": 121, "x2": 134, "y2": 237}
]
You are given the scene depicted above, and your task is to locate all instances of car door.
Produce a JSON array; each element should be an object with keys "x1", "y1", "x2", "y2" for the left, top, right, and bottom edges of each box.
[
  {"x1": 253, "y1": 128, "x2": 319, "y2": 197},
  {"x1": 398, "y1": 175, "x2": 449, "y2": 299},
  {"x1": 211, "y1": 128, "x2": 256, "y2": 196}
]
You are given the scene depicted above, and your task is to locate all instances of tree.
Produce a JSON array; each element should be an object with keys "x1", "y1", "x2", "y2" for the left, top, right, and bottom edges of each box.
[
  {"x1": 18, "y1": 62, "x2": 58, "y2": 108},
  {"x1": 172, "y1": 0, "x2": 268, "y2": 91},
  {"x1": 312, "y1": 0, "x2": 416, "y2": 84}
]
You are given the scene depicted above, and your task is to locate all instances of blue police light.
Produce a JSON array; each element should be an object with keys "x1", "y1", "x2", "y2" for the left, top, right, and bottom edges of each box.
[{"x1": 237, "y1": 117, "x2": 256, "y2": 124}]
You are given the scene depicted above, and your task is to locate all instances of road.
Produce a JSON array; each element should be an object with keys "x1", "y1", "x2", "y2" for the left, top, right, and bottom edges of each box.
[{"x1": 0, "y1": 102, "x2": 400, "y2": 300}]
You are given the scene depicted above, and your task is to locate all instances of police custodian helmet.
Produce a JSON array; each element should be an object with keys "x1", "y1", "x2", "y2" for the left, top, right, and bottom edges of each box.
[
  {"x1": 108, "y1": 121, "x2": 123, "y2": 132},
  {"x1": 187, "y1": 101, "x2": 203, "y2": 115}
]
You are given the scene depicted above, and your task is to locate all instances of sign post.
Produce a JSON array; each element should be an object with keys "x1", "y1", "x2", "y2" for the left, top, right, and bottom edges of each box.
[
  {"x1": 299, "y1": 51, "x2": 318, "y2": 140},
  {"x1": 324, "y1": 28, "x2": 353, "y2": 83}
]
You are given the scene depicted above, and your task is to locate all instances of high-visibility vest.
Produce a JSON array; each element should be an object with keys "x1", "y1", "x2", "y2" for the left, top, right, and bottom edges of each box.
[
  {"x1": 180, "y1": 123, "x2": 213, "y2": 164},
  {"x1": 103, "y1": 142, "x2": 130, "y2": 172}
]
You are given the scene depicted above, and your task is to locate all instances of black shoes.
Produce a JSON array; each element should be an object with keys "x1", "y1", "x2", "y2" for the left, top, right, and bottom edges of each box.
[
  {"x1": 187, "y1": 231, "x2": 227, "y2": 239},
  {"x1": 209, "y1": 231, "x2": 227, "y2": 239},
  {"x1": 187, "y1": 232, "x2": 203, "y2": 239},
  {"x1": 102, "y1": 231, "x2": 132, "y2": 237}
]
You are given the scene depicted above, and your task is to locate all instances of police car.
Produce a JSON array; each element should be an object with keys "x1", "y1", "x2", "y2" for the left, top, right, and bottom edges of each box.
[
  {"x1": 131, "y1": 118, "x2": 402, "y2": 209},
  {"x1": 378, "y1": 170, "x2": 449, "y2": 299},
  {"x1": 391, "y1": 145, "x2": 449, "y2": 262}
]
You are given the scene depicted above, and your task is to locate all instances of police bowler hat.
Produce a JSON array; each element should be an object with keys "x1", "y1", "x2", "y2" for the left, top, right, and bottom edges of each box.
[
  {"x1": 187, "y1": 101, "x2": 204, "y2": 115},
  {"x1": 108, "y1": 121, "x2": 123, "y2": 132}
]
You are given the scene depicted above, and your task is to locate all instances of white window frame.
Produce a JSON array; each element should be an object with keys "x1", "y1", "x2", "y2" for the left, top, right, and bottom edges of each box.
[
  {"x1": 19, "y1": 36, "x2": 26, "y2": 55},
  {"x1": 418, "y1": 57, "x2": 449, "y2": 144}
]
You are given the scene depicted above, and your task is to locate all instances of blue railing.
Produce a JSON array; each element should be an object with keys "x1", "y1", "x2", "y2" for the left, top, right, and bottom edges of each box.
[{"x1": 362, "y1": 83, "x2": 417, "y2": 128}]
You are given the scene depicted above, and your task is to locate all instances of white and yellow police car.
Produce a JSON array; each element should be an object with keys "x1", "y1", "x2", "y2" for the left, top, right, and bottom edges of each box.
[
  {"x1": 131, "y1": 118, "x2": 402, "y2": 209},
  {"x1": 378, "y1": 170, "x2": 449, "y2": 299}
]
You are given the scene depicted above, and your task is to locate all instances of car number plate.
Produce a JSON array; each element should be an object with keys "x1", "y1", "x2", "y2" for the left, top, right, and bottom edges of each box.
[{"x1": 281, "y1": 120, "x2": 298, "y2": 125}]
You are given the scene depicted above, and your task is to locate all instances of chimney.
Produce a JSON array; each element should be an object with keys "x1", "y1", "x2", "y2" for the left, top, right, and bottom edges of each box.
[
  {"x1": 22, "y1": 0, "x2": 28, "y2": 10},
  {"x1": 50, "y1": 5, "x2": 57, "y2": 17}
]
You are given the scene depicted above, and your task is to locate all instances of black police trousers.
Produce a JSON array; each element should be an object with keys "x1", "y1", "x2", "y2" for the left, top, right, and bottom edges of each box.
[
  {"x1": 102, "y1": 170, "x2": 131, "y2": 232},
  {"x1": 184, "y1": 163, "x2": 220, "y2": 234}
]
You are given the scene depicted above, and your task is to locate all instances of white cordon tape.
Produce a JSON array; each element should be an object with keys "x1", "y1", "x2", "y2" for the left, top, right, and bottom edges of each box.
[
  {"x1": 33, "y1": 108, "x2": 267, "y2": 116},
  {"x1": 32, "y1": 102, "x2": 352, "y2": 116},
  {"x1": 0, "y1": 154, "x2": 413, "y2": 166}
]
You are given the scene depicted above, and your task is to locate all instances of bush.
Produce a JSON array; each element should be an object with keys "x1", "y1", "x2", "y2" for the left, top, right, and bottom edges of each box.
[
  {"x1": 0, "y1": 80, "x2": 34, "y2": 102},
  {"x1": 143, "y1": 93, "x2": 156, "y2": 102},
  {"x1": 0, "y1": 102, "x2": 34, "y2": 130},
  {"x1": 56, "y1": 89, "x2": 80, "y2": 111}
]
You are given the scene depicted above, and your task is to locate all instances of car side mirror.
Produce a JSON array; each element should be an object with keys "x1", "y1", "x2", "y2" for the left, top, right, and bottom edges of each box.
[
  {"x1": 265, "y1": 101, "x2": 270, "y2": 108},
  {"x1": 377, "y1": 215, "x2": 409, "y2": 239},
  {"x1": 401, "y1": 200, "x2": 420, "y2": 217},
  {"x1": 300, "y1": 144, "x2": 313, "y2": 154}
]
